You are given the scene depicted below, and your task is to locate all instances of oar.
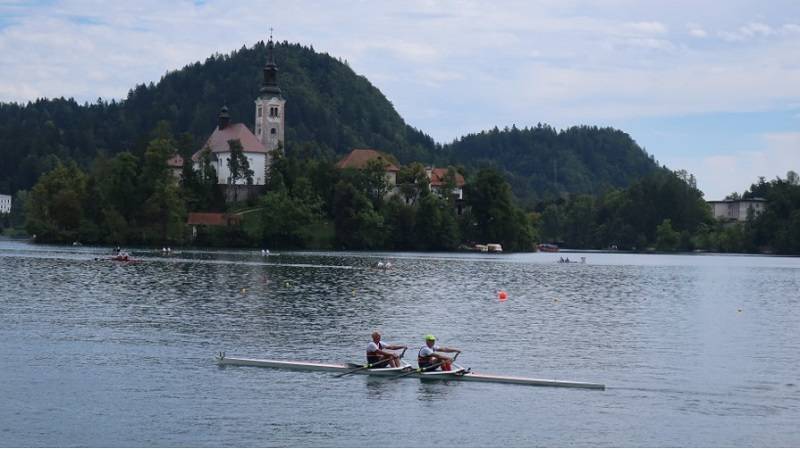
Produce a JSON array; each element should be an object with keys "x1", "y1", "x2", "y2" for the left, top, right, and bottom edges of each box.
[
  {"x1": 335, "y1": 348, "x2": 407, "y2": 377},
  {"x1": 394, "y1": 352, "x2": 460, "y2": 379}
]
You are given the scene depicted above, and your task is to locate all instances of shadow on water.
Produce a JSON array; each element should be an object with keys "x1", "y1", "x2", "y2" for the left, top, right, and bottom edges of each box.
[
  {"x1": 363, "y1": 376, "x2": 405, "y2": 400},
  {"x1": 416, "y1": 379, "x2": 462, "y2": 402}
]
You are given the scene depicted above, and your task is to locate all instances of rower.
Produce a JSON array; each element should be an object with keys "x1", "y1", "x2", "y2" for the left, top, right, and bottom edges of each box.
[
  {"x1": 366, "y1": 331, "x2": 406, "y2": 368},
  {"x1": 418, "y1": 334, "x2": 460, "y2": 371}
]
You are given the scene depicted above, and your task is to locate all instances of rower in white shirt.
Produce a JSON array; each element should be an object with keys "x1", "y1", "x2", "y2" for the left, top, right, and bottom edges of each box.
[
  {"x1": 366, "y1": 331, "x2": 407, "y2": 368},
  {"x1": 418, "y1": 334, "x2": 460, "y2": 371}
]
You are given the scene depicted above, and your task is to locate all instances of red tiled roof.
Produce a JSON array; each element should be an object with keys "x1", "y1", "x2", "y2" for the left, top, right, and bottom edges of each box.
[
  {"x1": 335, "y1": 149, "x2": 399, "y2": 172},
  {"x1": 191, "y1": 123, "x2": 267, "y2": 161},
  {"x1": 166, "y1": 153, "x2": 184, "y2": 168},
  {"x1": 429, "y1": 168, "x2": 465, "y2": 187},
  {"x1": 186, "y1": 212, "x2": 242, "y2": 226}
]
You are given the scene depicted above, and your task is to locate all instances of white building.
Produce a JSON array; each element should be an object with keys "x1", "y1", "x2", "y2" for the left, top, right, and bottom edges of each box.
[
  {"x1": 426, "y1": 167, "x2": 465, "y2": 201},
  {"x1": 707, "y1": 198, "x2": 767, "y2": 221},
  {"x1": 192, "y1": 108, "x2": 269, "y2": 185},
  {"x1": 0, "y1": 194, "x2": 10, "y2": 214},
  {"x1": 191, "y1": 36, "x2": 285, "y2": 187}
]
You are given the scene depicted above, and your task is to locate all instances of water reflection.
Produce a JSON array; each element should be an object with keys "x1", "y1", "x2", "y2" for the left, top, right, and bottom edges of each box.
[
  {"x1": 364, "y1": 376, "x2": 403, "y2": 400},
  {"x1": 416, "y1": 379, "x2": 459, "y2": 402}
]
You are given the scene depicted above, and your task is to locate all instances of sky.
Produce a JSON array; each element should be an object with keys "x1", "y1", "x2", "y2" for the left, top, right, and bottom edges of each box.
[{"x1": 0, "y1": 0, "x2": 798, "y2": 199}]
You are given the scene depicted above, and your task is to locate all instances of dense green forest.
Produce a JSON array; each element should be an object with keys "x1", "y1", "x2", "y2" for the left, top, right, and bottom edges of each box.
[
  {"x1": 0, "y1": 40, "x2": 661, "y2": 203},
  {"x1": 535, "y1": 170, "x2": 800, "y2": 254},
  {"x1": 17, "y1": 120, "x2": 798, "y2": 254},
  {"x1": 18, "y1": 123, "x2": 536, "y2": 251},
  {"x1": 442, "y1": 124, "x2": 664, "y2": 206}
]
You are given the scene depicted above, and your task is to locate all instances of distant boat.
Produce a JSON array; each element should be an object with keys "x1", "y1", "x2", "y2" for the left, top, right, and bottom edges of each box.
[
  {"x1": 487, "y1": 243, "x2": 503, "y2": 253},
  {"x1": 473, "y1": 244, "x2": 489, "y2": 252},
  {"x1": 538, "y1": 243, "x2": 559, "y2": 252}
]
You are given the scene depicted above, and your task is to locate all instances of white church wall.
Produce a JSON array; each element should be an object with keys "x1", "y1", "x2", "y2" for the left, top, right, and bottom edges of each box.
[{"x1": 213, "y1": 152, "x2": 267, "y2": 185}]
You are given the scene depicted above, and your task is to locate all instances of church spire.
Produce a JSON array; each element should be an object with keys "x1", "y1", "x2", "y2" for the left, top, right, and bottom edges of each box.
[{"x1": 260, "y1": 30, "x2": 282, "y2": 98}]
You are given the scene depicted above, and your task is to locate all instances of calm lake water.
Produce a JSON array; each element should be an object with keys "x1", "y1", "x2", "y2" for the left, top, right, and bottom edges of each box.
[{"x1": 1, "y1": 241, "x2": 799, "y2": 447}]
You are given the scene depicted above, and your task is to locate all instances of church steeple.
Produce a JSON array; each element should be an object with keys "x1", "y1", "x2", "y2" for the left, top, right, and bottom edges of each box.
[
  {"x1": 217, "y1": 105, "x2": 230, "y2": 129},
  {"x1": 260, "y1": 32, "x2": 282, "y2": 98},
  {"x1": 254, "y1": 28, "x2": 286, "y2": 161}
]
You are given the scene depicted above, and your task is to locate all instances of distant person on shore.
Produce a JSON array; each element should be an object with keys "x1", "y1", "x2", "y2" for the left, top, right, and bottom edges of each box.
[
  {"x1": 418, "y1": 335, "x2": 460, "y2": 371},
  {"x1": 366, "y1": 331, "x2": 406, "y2": 368}
]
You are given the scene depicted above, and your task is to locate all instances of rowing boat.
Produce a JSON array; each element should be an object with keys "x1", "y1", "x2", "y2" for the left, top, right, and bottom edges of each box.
[{"x1": 215, "y1": 353, "x2": 605, "y2": 390}]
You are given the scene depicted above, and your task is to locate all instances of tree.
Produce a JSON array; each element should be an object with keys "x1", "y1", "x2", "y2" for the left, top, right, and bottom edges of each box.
[
  {"x1": 91, "y1": 152, "x2": 140, "y2": 242},
  {"x1": 362, "y1": 158, "x2": 391, "y2": 205},
  {"x1": 257, "y1": 188, "x2": 320, "y2": 248},
  {"x1": 464, "y1": 168, "x2": 535, "y2": 251},
  {"x1": 136, "y1": 126, "x2": 186, "y2": 243},
  {"x1": 9, "y1": 190, "x2": 28, "y2": 228},
  {"x1": 725, "y1": 192, "x2": 742, "y2": 200},
  {"x1": 416, "y1": 193, "x2": 460, "y2": 250},
  {"x1": 562, "y1": 195, "x2": 596, "y2": 248},
  {"x1": 333, "y1": 180, "x2": 385, "y2": 249},
  {"x1": 787, "y1": 170, "x2": 799, "y2": 186},
  {"x1": 539, "y1": 204, "x2": 563, "y2": 243},
  {"x1": 25, "y1": 162, "x2": 87, "y2": 242},
  {"x1": 655, "y1": 219, "x2": 680, "y2": 251},
  {"x1": 397, "y1": 162, "x2": 429, "y2": 205},
  {"x1": 227, "y1": 139, "x2": 254, "y2": 202},
  {"x1": 382, "y1": 196, "x2": 417, "y2": 249},
  {"x1": 184, "y1": 146, "x2": 224, "y2": 211}
]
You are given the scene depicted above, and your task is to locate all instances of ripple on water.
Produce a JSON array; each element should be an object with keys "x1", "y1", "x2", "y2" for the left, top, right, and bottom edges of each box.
[{"x1": 2, "y1": 244, "x2": 800, "y2": 446}]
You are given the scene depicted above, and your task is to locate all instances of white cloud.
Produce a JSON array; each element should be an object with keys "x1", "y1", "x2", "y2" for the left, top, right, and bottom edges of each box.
[
  {"x1": 676, "y1": 132, "x2": 800, "y2": 199},
  {"x1": 688, "y1": 25, "x2": 707, "y2": 38},
  {"x1": 718, "y1": 21, "x2": 775, "y2": 42},
  {"x1": 624, "y1": 21, "x2": 667, "y2": 34}
]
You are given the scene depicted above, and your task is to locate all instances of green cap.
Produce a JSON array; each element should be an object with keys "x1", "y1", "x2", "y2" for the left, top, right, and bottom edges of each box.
[{"x1": 425, "y1": 334, "x2": 436, "y2": 341}]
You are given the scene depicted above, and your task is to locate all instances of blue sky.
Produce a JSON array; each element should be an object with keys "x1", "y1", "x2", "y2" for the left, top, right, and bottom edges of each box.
[{"x1": 0, "y1": 0, "x2": 798, "y2": 199}]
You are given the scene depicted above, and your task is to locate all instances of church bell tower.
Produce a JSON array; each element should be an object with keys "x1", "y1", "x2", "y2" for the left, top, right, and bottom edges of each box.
[{"x1": 254, "y1": 32, "x2": 286, "y2": 158}]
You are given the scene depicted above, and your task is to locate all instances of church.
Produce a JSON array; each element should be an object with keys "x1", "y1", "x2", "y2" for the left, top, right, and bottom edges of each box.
[{"x1": 191, "y1": 36, "x2": 285, "y2": 194}]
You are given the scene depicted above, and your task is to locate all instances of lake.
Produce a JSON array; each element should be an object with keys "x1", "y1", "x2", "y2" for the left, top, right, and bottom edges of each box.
[{"x1": 1, "y1": 241, "x2": 799, "y2": 446}]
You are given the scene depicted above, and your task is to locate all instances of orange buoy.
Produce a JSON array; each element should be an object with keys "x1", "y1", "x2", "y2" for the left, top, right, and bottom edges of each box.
[{"x1": 498, "y1": 290, "x2": 508, "y2": 301}]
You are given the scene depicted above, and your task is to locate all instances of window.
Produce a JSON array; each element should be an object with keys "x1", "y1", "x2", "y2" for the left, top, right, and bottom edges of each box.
[
  {"x1": 257, "y1": 106, "x2": 262, "y2": 118},
  {"x1": 270, "y1": 128, "x2": 276, "y2": 134}
]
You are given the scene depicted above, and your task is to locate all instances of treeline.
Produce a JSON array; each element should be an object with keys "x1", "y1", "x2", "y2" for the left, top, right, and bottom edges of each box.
[
  {"x1": 20, "y1": 123, "x2": 536, "y2": 251},
  {"x1": 16, "y1": 118, "x2": 800, "y2": 254},
  {"x1": 536, "y1": 170, "x2": 710, "y2": 250},
  {"x1": 725, "y1": 173, "x2": 800, "y2": 254},
  {"x1": 536, "y1": 170, "x2": 800, "y2": 254}
]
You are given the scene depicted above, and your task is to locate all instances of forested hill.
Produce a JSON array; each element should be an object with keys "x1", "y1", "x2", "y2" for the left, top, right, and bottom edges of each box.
[
  {"x1": 1, "y1": 40, "x2": 662, "y2": 202},
  {"x1": 0, "y1": 41, "x2": 438, "y2": 193},
  {"x1": 443, "y1": 124, "x2": 664, "y2": 206}
]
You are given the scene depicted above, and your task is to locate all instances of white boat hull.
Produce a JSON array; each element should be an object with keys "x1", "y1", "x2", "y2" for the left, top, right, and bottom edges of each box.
[{"x1": 215, "y1": 355, "x2": 605, "y2": 390}]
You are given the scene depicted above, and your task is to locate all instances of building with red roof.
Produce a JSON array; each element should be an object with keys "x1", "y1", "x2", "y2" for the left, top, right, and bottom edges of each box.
[{"x1": 336, "y1": 148, "x2": 400, "y2": 186}]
